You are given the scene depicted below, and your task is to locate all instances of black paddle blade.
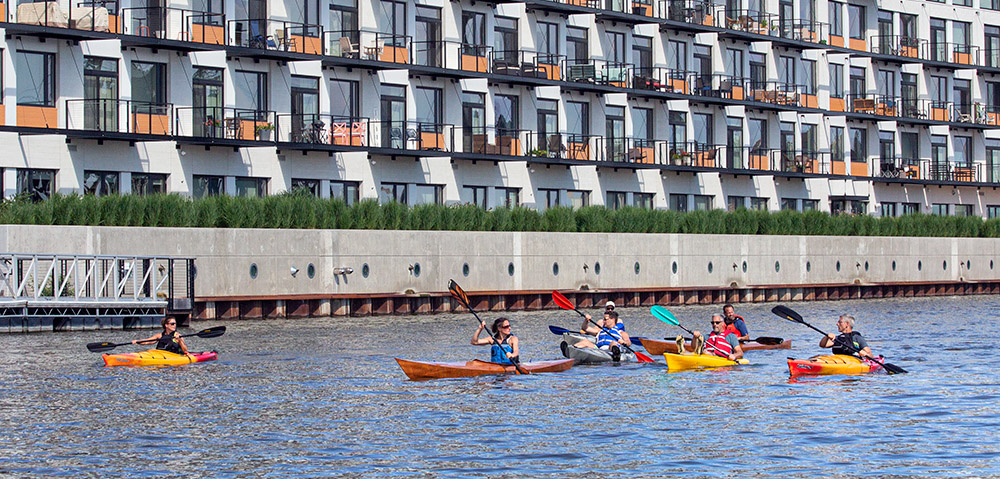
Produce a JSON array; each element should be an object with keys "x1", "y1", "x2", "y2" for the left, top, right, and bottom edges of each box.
[
  {"x1": 882, "y1": 362, "x2": 907, "y2": 375},
  {"x1": 771, "y1": 305, "x2": 803, "y2": 324},
  {"x1": 86, "y1": 341, "x2": 118, "y2": 353},
  {"x1": 195, "y1": 326, "x2": 227, "y2": 339},
  {"x1": 753, "y1": 336, "x2": 785, "y2": 346}
]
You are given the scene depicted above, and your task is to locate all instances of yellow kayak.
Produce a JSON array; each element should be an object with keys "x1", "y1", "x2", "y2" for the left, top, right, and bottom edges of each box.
[
  {"x1": 787, "y1": 354, "x2": 882, "y2": 376},
  {"x1": 102, "y1": 349, "x2": 217, "y2": 367},
  {"x1": 664, "y1": 352, "x2": 749, "y2": 371}
]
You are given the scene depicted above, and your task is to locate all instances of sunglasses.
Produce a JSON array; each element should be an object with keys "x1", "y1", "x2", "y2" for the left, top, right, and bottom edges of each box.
[
  {"x1": 167, "y1": 322, "x2": 176, "y2": 325},
  {"x1": 501, "y1": 324, "x2": 511, "y2": 329},
  {"x1": 711, "y1": 321, "x2": 723, "y2": 324}
]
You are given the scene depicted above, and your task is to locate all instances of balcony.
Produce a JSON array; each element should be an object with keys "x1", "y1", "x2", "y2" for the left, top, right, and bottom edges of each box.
[
  {"x1": 664, "y1": 0, "x2": 716, "y2": 27},
  {"x1": 875, "y1": 157, "x2": 922, "y2": 179},
  {"x1": 718, "y1": 10, "x2": 777, "y2": 36},
  {"x1": 228, "y1": 18, "x2": 322, "y2": 54},
  {"x1": 10, "y1": 0, "x2": 119, "y2": 33},
  {"x1": 773, "y1": 149, "x2": 831, "y2": 174},
  {"x1": 368, "y1": 121, "x2": 453, "y2": 152},
  {"x1": 562, "y1": 59, "x2": 632, "y2": 87},
  {"x1": 273, "y1": 114, "x2": 367, "y2": 147},
  {"x1": 455, "y1": 126, "x2": 530, "y2": 157},
  {"x1": 120, "y1": 6, "x2": 224, "y2": 44},
  {"x1": 687, "y1": 73, "x2": 750, "y2": 101},
  {"x1": 927, "y1": 161, "x2": 980, "y2": 183},
  {"x1": 925, "y1": 42, "x2": 980, "y2": 67},
  {"x1": 409, "y1": 40, "x2": 492, "y2": 73},
  {"x1": 490, "y1": 51, "x2": 564, "y2": 81},
  {"x1": 870, "y1": 35, "x2": 924, "y2": 60},
  {"x1": 847, "y1": 94, "x2": 905, "y2": 118},
  {"x1": 526, "y1": 133, "x2": 600, "y2": 161},
  {"x1": 64, "y1": 99, "x2": 173, "y2": 136},
  {"x1": 324, "y1": 29, "x2": 361, "y2": 58},
  {"x1": 175, "y1": 107, "x2": 275, "y2": 142},
  {"x1": 747, "y1": 81, "x2": 802, "y2": 107}
]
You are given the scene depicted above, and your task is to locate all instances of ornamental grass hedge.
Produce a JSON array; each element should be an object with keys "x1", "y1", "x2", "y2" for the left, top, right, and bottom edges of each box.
[{"x1": 2, "y1": 193, "x2": 999, "y2": 237}]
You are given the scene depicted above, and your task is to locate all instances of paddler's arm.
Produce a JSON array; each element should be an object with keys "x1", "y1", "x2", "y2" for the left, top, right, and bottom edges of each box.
[
  {"x1": 819, "y1": 333, "x2": 836, "y2": 349},
  {"x1": 132, "y1": 332, "x2": 161, "y2": 345},
  {"x1": 581, "y1": 314, "x2": 598, "y2": 335},
  {"x1": 730, "y1": 338, "x2": 744, "y2": 361},
  {"x1": 177, "y1": 336, "x2": 191, "y2": 355},
  {"x1": 471, "y1": 322, "x2": 494, "y2": 345},
  {"x1": 508, "y1": 335, "x2": 520, "y2": 359},
  {"x1": 619, "y1": 330, "x2": 632, "y2": 347}
]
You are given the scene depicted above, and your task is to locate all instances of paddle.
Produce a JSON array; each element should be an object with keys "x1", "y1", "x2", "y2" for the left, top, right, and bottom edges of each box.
[
  {"x1": 449, "y1": 280, "x2": 529, "y2": 375},
  {"x1": 770, "y1": 305, "x2": 907, "y2": 375},
  {"x1": 548, "y1": 325, "x2": 648, "y2": 347},
  {"x1": 86, "y1": 326, "x2": 227, "y2": 353},
  {"x1": 551, "y1": 291, "x2": 654, "y2": 363},
  {"x1": 744, "y1": 336, "x2": 785, "y2": 346},
  {"x1": 650, "y1": 305, "x2": 741, "y2": 364}
]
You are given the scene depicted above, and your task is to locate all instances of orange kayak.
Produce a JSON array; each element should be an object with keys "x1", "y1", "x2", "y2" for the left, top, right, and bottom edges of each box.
[
  {"x1": 103, "y1": 349, "x2": 217, "y2": 367},
  {"x1": 395, "y1": 358, "x2": 574, "y2": 380},
  {"x1": 641, "y1": 337, "x2": 791, "y2": 355}
]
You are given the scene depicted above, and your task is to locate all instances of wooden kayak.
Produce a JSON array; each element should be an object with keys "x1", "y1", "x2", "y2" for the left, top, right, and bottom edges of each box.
[
  {"x1": 103, "y1": 349, "x2": 217, "y2": 367},
  {"x1": 642, "y1": 337, "x2": 791, "y2": 355},
  {"x1": 664, "y1": 352, "x2": 749, "y2": 371},
  {"x1": 787, "y1": 354, "x2": 883, "y2": 377},
  {"x1": 395, "y1": 358, "x2": 575, "y2": 380}
]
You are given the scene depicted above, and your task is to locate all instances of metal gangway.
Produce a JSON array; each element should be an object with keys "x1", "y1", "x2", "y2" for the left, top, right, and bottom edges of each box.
[{"x1": 0, "y1": 253, "x2": 195, "y2": 333}]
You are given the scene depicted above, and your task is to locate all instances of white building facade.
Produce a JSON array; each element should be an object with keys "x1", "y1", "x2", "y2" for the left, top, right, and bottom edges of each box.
[{"x1": 2, "y1": 0, "x2": 1000, "y2": 216}]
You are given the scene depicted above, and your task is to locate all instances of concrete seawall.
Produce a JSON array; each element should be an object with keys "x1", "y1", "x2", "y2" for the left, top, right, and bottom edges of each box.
[{"x1": 2, "y1": 225, "x2": 998, "y2": 320}]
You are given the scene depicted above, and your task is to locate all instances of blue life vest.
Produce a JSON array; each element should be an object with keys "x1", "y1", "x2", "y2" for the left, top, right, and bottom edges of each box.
[
  {"x1": 596, "y1": 323, "x2": 625, "y2": 348},
  {"x1": 490, "y1": 340, "x2": 514, "y2": 364}
]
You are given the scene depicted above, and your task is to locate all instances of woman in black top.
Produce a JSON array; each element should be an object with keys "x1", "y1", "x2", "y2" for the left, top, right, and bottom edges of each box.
[{"x1": 133, "y1": 317, "x2": 191, "y2": 355}]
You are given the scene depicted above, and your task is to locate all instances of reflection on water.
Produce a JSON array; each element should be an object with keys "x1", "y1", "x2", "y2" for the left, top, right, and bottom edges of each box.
[{"x1": 1, "y1": 296, "x2": 998, "y2": 477}]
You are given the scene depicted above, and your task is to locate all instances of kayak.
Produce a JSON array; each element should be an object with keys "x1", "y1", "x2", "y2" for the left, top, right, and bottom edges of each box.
[
  {"x1": 102, "y1": 349, "x2": 217, "y2": 367},
  {"x1": 560, "y1": 340, "x2": 636, "y2": 364},
  {"x1": 395, "y1": 358, "x2": 574, "y2": 380},
  {"x1": 562, "y1": 332, "x2": 595, "y2": 347},
  {"x1": 642, "y1": 338, "x2": 791, "y2": 355},
  {"x1": 664, "y1": 352, "x2": 749, "y2": 371},
  {"x1": 787, "y1": 354, "x2": 884, "y2": 377}
]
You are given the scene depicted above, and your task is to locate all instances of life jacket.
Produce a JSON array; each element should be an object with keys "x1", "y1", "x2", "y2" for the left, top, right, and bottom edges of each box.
[
  {"x1": 725, "y1": 314, "x2": 748, "y2": 336},
  {"x1": 155, "y1": 330, "x2": 183, "y2": 354},
  {"x1": 705, "y1": 331, "x2": 735, "y2": 358},
  {"x1": 596, "y1": 323, "x2": 625, "y2": 348},
  {"x1": 832, "y1": 331, "x2": 865, "y2": 356},
  {"x1": 490, "y1": 336, "x2": 514, "y2": 364}
]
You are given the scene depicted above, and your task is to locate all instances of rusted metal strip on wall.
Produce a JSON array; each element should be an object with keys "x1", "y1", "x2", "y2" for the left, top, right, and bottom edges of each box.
[{"x1": 192, "y1": 280, "x2": 1000, "y2": 320}]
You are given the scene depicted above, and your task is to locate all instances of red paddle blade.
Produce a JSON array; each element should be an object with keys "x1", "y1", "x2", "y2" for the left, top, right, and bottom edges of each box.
[
  {"x1": 633, "y1": 351, "x2": 655, "y2": 363},
  {"x1": 551, "y1": 291, "x2": 576, "y2": 310}
]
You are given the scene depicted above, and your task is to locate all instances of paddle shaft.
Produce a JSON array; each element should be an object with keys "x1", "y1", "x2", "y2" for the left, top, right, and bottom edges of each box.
[
  {"x1": 651, "y1": 306, "x2": 739, "y2": 363},
  {"x1": 451, "y1": 281, "x2": 529, "y2": 375},
  {"x1": 566, "y1": 303, "x2": 651, "y2": 362},
  {"x1": 87, "y1": 327, "x2": 225, "y2": 353}
]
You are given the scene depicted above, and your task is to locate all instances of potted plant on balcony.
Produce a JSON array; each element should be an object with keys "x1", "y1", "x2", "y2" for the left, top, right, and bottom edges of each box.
[
  {"x1": 204, "y1": 117, "x2": 222, "y2": 137},
  {"x1": 255, "y1": 122, "x2": 275, "y2": 141}
]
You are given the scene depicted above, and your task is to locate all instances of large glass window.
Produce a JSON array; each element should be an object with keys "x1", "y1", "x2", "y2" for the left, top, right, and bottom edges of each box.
[
  {"x1": 132, "y1": 173, "x2": 167, "y2": 195},
  {"x1": 331, "y1": 180, "x2": 360, "y2": 205},
  {"x1": 803, "y1": 60, "x2": 816, "y2": 95},
  {"x1": 192, "y1": 175, "x2": 224, "y2": 198},
  {"x1": 567, "y1": 27, "x2": 588, "y2": 64},
  {"x1": 830, "y1": 63, "x2": 843, "y2": 98},
  {"x1": 234, "y1": 70, "x2": 268, "y2": 117},
  {"x1": 847, "y1": 4, "x2": 865, "y2": 40},
  {"x1": 850, "y1": 127, "x2": 867, "y2": 163},
  {"x1": 693, "y1": 113, "x2": 713, "y2": 149},
  {"x1": 329, "y1": 0, "x2": 359, "y2": 55},
  {"x1": 830, "y1": 126, "x2": 844, "y2": 163},
  {"x1": 670, "y1": 194, "x2": 688, "y2": 212},
  {"x1": 412, "y1": 184, "x2": 443, "y2": 205},
  {"x1": 84, "y1": 56, "x2": 119, "y2": 131},
  {"x1": 954, "y1": 136, "x2": 971, "y2": 167},
  {"x1": 461, "y1": 11, "x2": 486, "y2": 55},
  {"x1": 329, "y1": 79, "x2": 358, "y2": 119},
  {"x1": 83, "y1": 171, "x2": 119, "y2": 196},
  {"x1": 236, "y1": 177, "x2": 267, "y2": 197},
  {"x1": 415, "y1": 87, "x2": 442, "y2": 126},
  {"x1": 291, "y1": 76, "x2": 320, "y2": 141},
  {"x1": 131, "y1": 61, "x2": 166, "y2": 108},
  {"x1": 16, "y1": 169, "x2": 55, "y2": 201},
  {"x1": 495, "y1": 17, "x2": 518, "y2": 63},
  {"x1": 17, "y1": 51, "x2": 56, "y2": 106},
  {"x1": 495, "y1": 94, "x2": 518, "y2": 132},
  {"x1": 379, "y1": 182, "x2": 407, "y2": 204},
  {"x1": 668, "y1": 40, "x2": 687, "y2": 72},
  {"x1": 566, "y1": 101, "x2": 589, "y2": 137},
  {"x1": 829, "y1": 1, "x2": 842, "y2": 37},
  {"x1": 537, "y1": 21, "x2": 558, "y2": 57},
  {"x1": 192, "y1": 67, "x2": 223, "y2": 137}
]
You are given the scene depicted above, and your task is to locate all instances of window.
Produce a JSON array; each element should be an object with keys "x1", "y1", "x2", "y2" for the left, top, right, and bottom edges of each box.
[
  {"x1": 494, "y1": 17, "x2": 518, "y2": 62},
  {"x1": 17, "y1": 169, "x2": 55, "y2": 201},
  {"x1": 566, "y1": 101, "x2": 590, "y2": 137},
  {"x1": 412, "y1": 184, "x2": 443, "y2": 205},
  {"x1": 726, "y1": 48, "x2": 743, "y2": 80},
  {"x1": 749, "y1": 197, "x2": 768, "y2": 211},
  {"x1": 954, "y1": 136, "x2": 971, "y2": 167},
  {"x1": 540, "y1": 188, "x2": 560, "y2": 208},
  {"x1": 329, "y1": 0, "x2": 359, "y2": 56},
  {"x1": 567, "y1": 190, "x2": 590, "y2": 209},
  {"x1": 693, "y1": 195, "x2": 713, "y2": 211},
  {"x1": 955, "y1": 205, "x2": 973, "y2": 217},
  {"x1": 803, "y1": 60, "x2": 816, "y2": 95},
  {"x1": 415, "y1": 87, "x2": 442, "y2": 126},
  {"x1": 931, "y1": 75, "x2": 947, "y2": 106},
  {"x1": 847, "y1": 4, "x2": 865, "y2": 40},
  {"x1": 802, "y1": 199, "x2": 819, "y2": 211},
  {"x1": 234, "y1": 70, "x2": 268, "y2": 116},
  {"x1": 607, "y1": 191, "x2": 627, "y2": 210},
  {"x1": 236, "y1": 177, "x2": 267, "y2": 197},
  {"x1": 566, "y1": 27, "x2": 588, "y2": 64},
  {"x1": 880, "y1": 202, "x2": 897, "y2": 217},
  {"x1": 669, "y1": 111, "x2": 686, "y2": 151},
  {"x1": 829, "y1": 1, "x2": 843, "y2": 37},
  {"x1": 83, "y1": 171, "x2": 119, "y2": 196},
  {"x1": 331, "y1": 180, "x2": 360, "y2": 205},
  {"x1": 668, "y1": 40, "x2": 687, "y2": 72},
  {"x1": 633, "y1": 107, "x2": 652, "y2": 142},
  {"x1": 633, "y1": 192, "x2": 654, "y2": 209},
  {"x1": 465, "y1": 185, "x2": 488, "y2": 208},
  {"x1": 988, "y1": 205, "x2": 1000, "y2": 218},
  {"x1": 379, "y1": 182, "x2": 407, "y2": 204},
  {"x1": 536, "y1": 21, "x2": 558, "y2": 57},
  {"x1": 670, "y1": 194, "x2": 688, "y2": 212},
  {"x1": 693, "y1": 113, "x2": 713, "y2": 150},
  {"x1": 192, "y1": 175, "x2": 224, "y2": 198},
  {"x1": 831, "y1": 198, "x2": 867, "y2": 215},
  {"x1": 902, "y1": 202, "x2": 919, "y2": 215},
  {"x1": 84, "y1": 57, "x2": 119, "y2": 131},
  {"x1": 932, "y1": 204, "x2": 948, "y2": 216},
  {"x1": 801, "y1": 123, "x2": 817, "y2": 155},
  {"x1": 17, "y1": 51, "x2": 56, "y2": 106},
  {"x1": 132, "y1": 173, "x2": 166, "y2": 195},
  {"x1": 606, "y1": 31, "x2": 625, "y2": 64},
  {"x1": 131, "y1": 61, "x2": 167, "y2": 111},
  {"x1": 850, "y1": 127, "x2": 867, "y2": 164},
  {"x1": 461, "y1": 11, "x2": 486, "y2": 49},
  {"x1": 192, "y1": 67, "x2": 222, "y2": 137},
  {"x1": 830, "y1": 126, "x2": 844, "y2": 163},
  {"x1": 633, "y1": 36, "x2": 653, "y2": 71},
  {"x1": 291, "y1": 178, "x2": 321, "y2": 196},
  {"x1": 954, "y1": 22, "x2": 970, "y2": 49},
  {"x1": 499, "y1": 187, "x2": 520, "y2": 207},
  {"x1": 749, "y1": 53, "x2": 765, "y2": 87},
  {"x1": 494, "y1": 94, "x2": 518, "y2": 131},
  {"x1": 727, "y1": 195, "x2": 745, "y2": 211},
  {"x1": 780, "y1": 198, "x2": 797, "y2": 211},
  {"x1": 329, "y1": 79, "x2": 358, "y2": 119},
  {"x1": 954, "y1": 79, "x2": 971, "y2": 115},
  {"x1": 849, "y1": 67, "x2": 866, "y2": 99}
]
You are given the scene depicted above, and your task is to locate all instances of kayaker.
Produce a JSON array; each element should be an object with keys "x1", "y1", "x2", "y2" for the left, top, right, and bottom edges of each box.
[
  {"x1": 132, "y1": 317, "x2": 192, "y2": 356},
  {"x1": 722, "y1": 304, "x2": 749, "y2": 341},
  {"x1": 819, "y1": 315, "x2": 872, "y2": 358},
  {"x1": 472, "y1": 317, "x2": 520, "y2": 365},
  {"x1": 571, "y1": 310, "x2": 632, "y2": 359},
  {"x1": 692, "y1": 314, "x2": 744, "y2": 361}
]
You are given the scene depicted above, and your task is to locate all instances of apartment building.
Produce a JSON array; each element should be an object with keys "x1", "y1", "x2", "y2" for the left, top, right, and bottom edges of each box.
[{"x1": 2, "y1": 0, "x2": 1000, "y2": 217}]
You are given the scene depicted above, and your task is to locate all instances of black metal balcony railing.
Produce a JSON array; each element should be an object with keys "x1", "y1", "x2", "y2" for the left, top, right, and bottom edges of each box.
[
  {"x1": 455, "y1": 126, "x2": 530, "y2": 156},
  {"x1": 324, "y1": 29, "x2": 362, "y2": 58},
  {"x1": 561, "y1": 59, "x2": 633, "y2": 86},
  {"x1": 725, "y1": 146, "x2": 778, "y2": 170},
  {"x1": 174, "y1": 106, "x2": 276, "y2": 141},
  {"x1": 229, "y1": 18, "x2": 322, "y2": 54},
  {"x1": 408, "y1": 41, "x2": 493, "y2": 72},
  {"x1": 13, "y1": 0, "x2": 119, "y2": 32},
  {"x1": 64, "y1": 99, "x2": 173, "y2": 135},
  {"x1": 368, "y1": 121, "x2": 453, "y2": 152},
  {"x1": 526, "y1": 133, "x2": 601, "y2": 160},
  {"x1": 875, "y1": 157, "x2": 923, "y2": 179},
  {"x1": 664, "y1": 0, "x2": 716, "y2": 26},
  {"x1": 274, "y1": 114, "x2": 368, "y2": 146},
  {"x1": 870, "y1": 35, "x2": 924, "y2": 59},
  {"x1": 686, "y1": 73, "x2": 752, "y2": 100},
  {"x1": 926, "y1": 161, "x2": 981, "y2": 182},
  {"x1": 593, "y1": 137, "x2": 663, "y2": 164},
  {"x1": 718, "y1": 10, "x2": 779, "y2": 36},
  {"x1": 120, "y1": 6, "x2": 224, "y2": 44},
  {"x1": 746, "y1": 81, "x2": 803, "y2": 107},
  {"x1": 773, "y1": 149, "x2": 831, "y2": 174},
  {"x1": 925, "y1": 42, "x2": 980, "y2": 66},
  {"x1": 490, "y1": 51, "x2": 565, "y2": 81}
]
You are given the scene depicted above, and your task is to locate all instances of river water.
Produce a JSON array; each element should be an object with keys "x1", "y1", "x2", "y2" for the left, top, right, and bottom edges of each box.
[{"x1": 1, "y1": 296, "x2": 998, "y2": 478}]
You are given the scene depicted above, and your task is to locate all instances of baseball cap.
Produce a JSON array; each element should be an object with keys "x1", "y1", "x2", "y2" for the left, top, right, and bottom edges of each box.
[{"x1": 605, "y1": 301, "x2": 615, "y2": 308}]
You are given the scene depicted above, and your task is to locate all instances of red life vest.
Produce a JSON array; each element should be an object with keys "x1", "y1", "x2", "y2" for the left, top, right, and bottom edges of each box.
[{"x1": 705, "y1": 331, "x2": 735, "y2": 358}]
